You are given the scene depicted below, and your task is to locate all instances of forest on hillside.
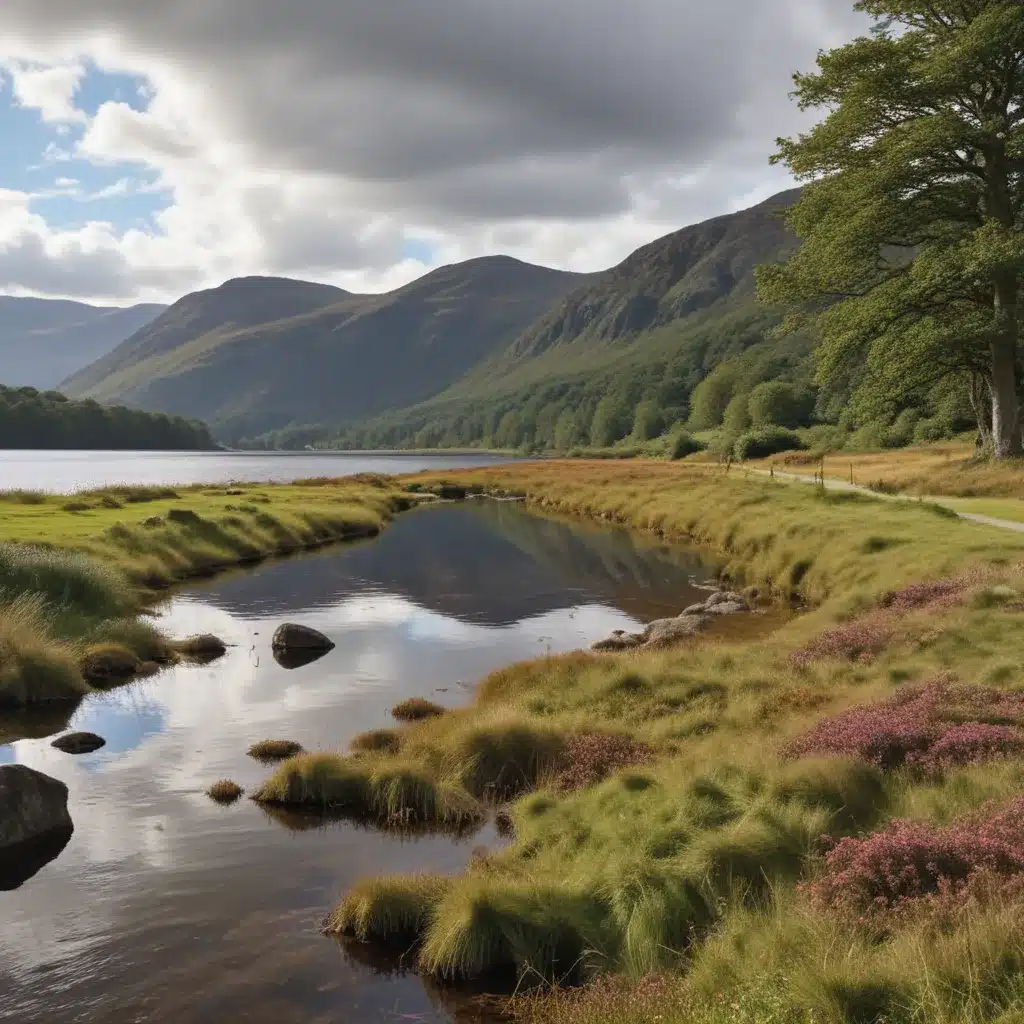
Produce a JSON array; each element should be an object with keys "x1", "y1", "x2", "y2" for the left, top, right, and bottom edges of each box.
[{"x1": 0, "y1": 385, "x2": 214, "y2": 450}]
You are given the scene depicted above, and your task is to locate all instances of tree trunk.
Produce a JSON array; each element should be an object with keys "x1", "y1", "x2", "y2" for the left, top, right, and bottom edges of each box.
[{"x1": 991, "y1": 274, "x2": 1022, "y2": 459}]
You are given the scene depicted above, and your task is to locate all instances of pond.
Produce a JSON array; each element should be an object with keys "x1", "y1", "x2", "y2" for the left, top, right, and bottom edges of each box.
[
  {"x1": 0, "y1": 449, "x2": 521, "y2": 494},
  {"x1": 0, "y1": 500, "x2": 719, "y2": 1023}
]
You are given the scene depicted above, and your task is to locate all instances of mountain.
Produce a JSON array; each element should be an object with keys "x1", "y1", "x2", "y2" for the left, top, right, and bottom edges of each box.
[
  {"x1": 330, "y1": 189, "x2": 807, "y2": 450},
  {"x1": 63, "y1": 259, "x2": 588, "y2": 442},
  {"x1": 0, "y1": 297, "x2": 166, "y2": 389}
]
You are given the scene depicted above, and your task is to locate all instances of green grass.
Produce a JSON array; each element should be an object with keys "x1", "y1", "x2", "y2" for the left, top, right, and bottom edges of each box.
[
  {"x1": 0, "y1": 477, "x2": 408, "y2": 706},
  {"x1": 291, "y1": 461, "x2": 1024, "y2": 1021}
]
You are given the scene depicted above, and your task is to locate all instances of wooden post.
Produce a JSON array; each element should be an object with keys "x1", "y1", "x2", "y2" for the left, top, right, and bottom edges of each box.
[{"x1": 850, "y1": 462, "x2": 854, "y2": 485}]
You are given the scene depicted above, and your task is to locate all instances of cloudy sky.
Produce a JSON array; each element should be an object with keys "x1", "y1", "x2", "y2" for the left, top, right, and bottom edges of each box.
[{"x1": 0, "y1": 2, "x2": 867, "y2": 305}]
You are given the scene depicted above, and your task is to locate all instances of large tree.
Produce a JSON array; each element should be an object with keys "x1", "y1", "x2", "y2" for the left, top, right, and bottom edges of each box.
[{"x1": 757, "y1": 1, "x2": 1024, "y2": 457}]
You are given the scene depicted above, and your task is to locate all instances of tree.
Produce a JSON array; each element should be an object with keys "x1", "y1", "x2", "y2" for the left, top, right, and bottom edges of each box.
[
  {"x1": 688, "y1": 361, "x2": 742, "y2": 430},
  {"x1": 757, "y1": 1, "x2": 1024, "y2": 458},
  {"x1": 747, "y1": 380, "x2": 813, "y2": 428},
  {"x1": 590, "y1": 395, "x2": 630, "y2": 447},
  {"x1": 632, "y1": 398, "x2": 664, "y2": 441}
]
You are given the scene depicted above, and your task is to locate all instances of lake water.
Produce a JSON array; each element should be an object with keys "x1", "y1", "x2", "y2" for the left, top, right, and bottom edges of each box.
[
  {"x1": 0, "y1": 450, "x2": 521, "y2": 493},
  {"x1": 0, "y1": 500, "x2": 718, "y2": 1023}
]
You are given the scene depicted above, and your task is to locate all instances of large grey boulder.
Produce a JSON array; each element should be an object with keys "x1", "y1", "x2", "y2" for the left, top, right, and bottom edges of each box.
[
  {"x1": 0, "y1": 765, "x2": 73, "y2": 849},
  {"x1": 271, "y1": 623, "x2": 335, "y2": 653}
]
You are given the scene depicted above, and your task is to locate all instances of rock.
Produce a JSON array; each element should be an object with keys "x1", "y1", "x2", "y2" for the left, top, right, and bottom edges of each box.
[
  {"x1": 682, "y1": 602, "x2": 709, "y2": 615},
  {"x1": 592, "y1": 633, "x2": 644, "y2": 652},
  {"x1": 271, "y1": 623, "x2": 335, "y2": 653},
  {"x1": 705, "y1": 600, "x2": 749, "y2": 616},
  {"x1": 642, "y1": 615, "x2": 708, "y2": 648},
  {"x1": 706, "y1": 590, "x2": 748, "y2": 609},
  {"x1": 0, "y1": 765, "x2": 73, "y2": 851},
  {"x1": 51, "y1": 732, "x2": 106, "y2": 754},
  {"x1": 0, "y1": 822, "x2": 73, "y2": 891}
]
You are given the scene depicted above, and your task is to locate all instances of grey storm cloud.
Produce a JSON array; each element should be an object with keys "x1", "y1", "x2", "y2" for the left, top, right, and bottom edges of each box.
[{"x1": 0, "y1": 0, "x2": 869, "y2": 225}]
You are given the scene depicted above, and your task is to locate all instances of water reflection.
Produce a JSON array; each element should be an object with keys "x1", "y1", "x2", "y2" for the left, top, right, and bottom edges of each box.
[
  {"x1": 0, "y1": 825, "x2": 74, "y2": 891},
  {"x1": 272, "y1": 646, "x2": 332, "y2": 670},
  {"x1": 0, "y1": 501, "x2": 715, "y2": 1022}
]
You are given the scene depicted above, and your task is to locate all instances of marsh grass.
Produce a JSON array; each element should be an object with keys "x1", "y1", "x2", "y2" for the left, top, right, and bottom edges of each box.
[
  {"x1": 248, "y1": 739, "x2": 305, "y2": 762},
  {"x1": 350, "y1": 728, "x2": 403, "y2": 754},
  {"x1": 325, "y1": 873, "x2": 452, "y2": 943},
  {"x1": 207, "y1": 779, "x2": 244, "y2": 804},
  {"x1": 392, "y1": 697, "x2": 447, "y2": 721}
]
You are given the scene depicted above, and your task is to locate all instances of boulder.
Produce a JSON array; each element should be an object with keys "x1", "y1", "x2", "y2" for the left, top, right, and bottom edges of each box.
[
  {"x1": 0, "y1": 765, "x2": 73, "y2": 851},
  {"x1": 176, "y1": 633, "x2": 228, "y2": 662},
  {"x1": 705, "y1": 591, "x2": 748, "y2": 609},
  {"x1": 643, "y1": 615, "x2": 708, "y2": 648},
  {"x1": 51, "y1": 732, "x2": 106, "y2": 755},
  {"x1": 271, "y1": 623, "x2": 335, "y2": 653},
  {"x1": 81, "y1": 645, "x2": 139, "y2": 683},
  {"x1": 682, "y1": 602, "x2": 709, "y2": 615},
  {"x1": 591, "y1": 633, "x2": 644, "y2": 652},
  {"x1": 705, "y1": 600, "x2": 749, "y2": 616}
]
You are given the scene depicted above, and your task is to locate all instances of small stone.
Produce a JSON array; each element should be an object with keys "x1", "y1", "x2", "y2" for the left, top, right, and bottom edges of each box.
[{"x1": 51, "y1": 732, "x2": 106, "y2": 755}]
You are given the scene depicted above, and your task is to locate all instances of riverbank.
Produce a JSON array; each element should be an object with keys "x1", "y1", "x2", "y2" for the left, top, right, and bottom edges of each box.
[
  {"x1": 277, "y1": 461, "x2": 1024, "y2": 1023},
  {"x1": 0, "y1": 477, "x2": 408, "y2": 706}
]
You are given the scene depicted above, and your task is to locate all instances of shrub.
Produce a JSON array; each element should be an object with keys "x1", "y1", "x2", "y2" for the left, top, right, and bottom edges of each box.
[
  {"x1": 555, "y1": 733, "x2": 653, "y2": 791},
  {"x1": 747, "y1": 381, "x2": 813, "y2": 429},
  {"x1": 733, "y1": 427, "x2": 804, "y2": 461},
  {"x1": 668, "y1": 431, "x2": 703, "y2": 460},
  {"x1": 790, "y1": 614, "x2": 891, "y2": 667},
  {"x1": 847, "y1": 419, "x2": 890, "y2": 451},
  {"x1": 806, "y1": 798, "x2": 1024, "y2": 919}
]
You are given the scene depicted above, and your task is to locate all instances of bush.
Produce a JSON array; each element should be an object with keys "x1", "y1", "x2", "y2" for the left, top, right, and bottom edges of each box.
[
  {"x1": 847, "y1": 420, "x2": 890, "y2": 451},
  {"x1": 722, "y1": 391, "x2": 752, "y2": 434},
  {"x1": 886, "y1": 409, "x2": 919, "y2": 448},
  {"x1": 747, "y1": 381, "x2": 813, "y2": 429},
  {"x1": 668, "y1": 431, "x2": 703, "y2": 460},
  {"x1": 733, "y1": 427, "x2": 804, "y2": 461}
]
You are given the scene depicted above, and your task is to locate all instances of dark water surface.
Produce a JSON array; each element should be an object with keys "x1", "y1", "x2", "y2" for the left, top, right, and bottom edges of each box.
[
  {"x1": 0, "y1": 449, "x2": 520, "y2": 493},
  {"x1": 0, "y1": 502, "x2": 717, "y2": 1023}
]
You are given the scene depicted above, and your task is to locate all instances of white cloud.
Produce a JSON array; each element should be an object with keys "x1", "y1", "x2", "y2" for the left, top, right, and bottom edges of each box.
[
  {"x1": 0, "y1": 2, "x2": 871, "y2": 303},
  {"x1": 3, "y1": 59, "x2": 85, "y2": 122}
]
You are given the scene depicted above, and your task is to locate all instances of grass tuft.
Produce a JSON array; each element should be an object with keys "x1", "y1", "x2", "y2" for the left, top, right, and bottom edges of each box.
[
  {"x1": 392, "y1": 697, "x2": 447, "y2": 722},
  {"x1": 207, "y1": 779, "x2": 244, "y2": 804},
  {"x1": 247, "y1": 739, "x2": 304, "y2": 762}
]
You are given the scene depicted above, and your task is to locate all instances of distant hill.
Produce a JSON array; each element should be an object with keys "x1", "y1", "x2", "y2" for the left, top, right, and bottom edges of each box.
[
  {"x1": 0, "y1": 297, "x2": 166, "y2": 389},
  {"x1": 324, "y1": 189, "x2": 807, "y2": 450},
  {"x1": 0, "y1": 384, "x2": 213, "y2": 450},
  {"x1": 62, "y1": 260, "x2": 588, "y2": 442}
]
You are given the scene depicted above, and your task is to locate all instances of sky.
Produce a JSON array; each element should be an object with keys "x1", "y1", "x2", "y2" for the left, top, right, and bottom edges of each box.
[{"x1": 0, "y1": 1, "x2": 868, "y2": 306}]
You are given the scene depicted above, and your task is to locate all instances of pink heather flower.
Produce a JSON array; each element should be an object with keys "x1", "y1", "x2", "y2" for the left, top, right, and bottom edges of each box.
[
  {"x1": 805, "y1": 798, "x2": 1024, "y2": 918},
  {"x1": 785, "y1": 679, "x2": 1024, "y2": 774}
]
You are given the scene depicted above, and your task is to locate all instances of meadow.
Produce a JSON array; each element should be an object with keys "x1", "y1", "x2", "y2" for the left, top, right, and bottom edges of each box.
[
  {"x1": 249, "y1": 460, "x2": 1024, "y2": 1024},
  {"x1": 0, "y1": 476, "x2": 406, "y2": 707}
]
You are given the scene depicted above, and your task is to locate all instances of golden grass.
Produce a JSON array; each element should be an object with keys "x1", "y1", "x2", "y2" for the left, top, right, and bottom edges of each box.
[
  {"x1": 247, "y1": 738, "x2": 305, "y2": 762},
  {"x1": 206, "y1": 779, "x2": 244, "y2": 804},
  {"x1": 391, "y1": 697, "x2": 448, "y2": 722}
]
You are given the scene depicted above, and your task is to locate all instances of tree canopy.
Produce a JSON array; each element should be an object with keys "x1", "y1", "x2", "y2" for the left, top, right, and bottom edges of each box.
[{"x1": 758, "y1": 0, "x2": 1024, "y2": 457}]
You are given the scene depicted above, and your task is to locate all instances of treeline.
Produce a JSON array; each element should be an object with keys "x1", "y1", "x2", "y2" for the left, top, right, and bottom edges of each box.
[
  {"x1": 241, "y1": 325, "x2": 976, "y2": 457},
  {"x1": 0, "y1": 385, "x2": 214, "y2": 450}
]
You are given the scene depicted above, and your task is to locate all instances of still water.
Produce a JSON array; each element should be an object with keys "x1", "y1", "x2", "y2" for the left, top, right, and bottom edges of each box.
[
  {"x1": 0, "y1": 501, "x2": 717, "y2": 1023},
  {"x1": 0, "y1": 450, "x2": 520, "y2": 493}
]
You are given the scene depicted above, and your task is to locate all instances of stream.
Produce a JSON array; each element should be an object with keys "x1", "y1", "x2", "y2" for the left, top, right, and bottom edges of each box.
[{"x1": 0, "y1": 500, "x2": 720, "y2": 1023}]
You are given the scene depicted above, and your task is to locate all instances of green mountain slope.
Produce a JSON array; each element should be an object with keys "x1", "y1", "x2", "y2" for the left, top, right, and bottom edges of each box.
[
  {"x1": 64, "y1": 259, "x2": 587, "y2": 442},
  {"x1": 0, "y1": 297, "x2": 166, "y2": 390},
  {"x1": 321, "y1": 189, "x2": 807, "y2": 451}
]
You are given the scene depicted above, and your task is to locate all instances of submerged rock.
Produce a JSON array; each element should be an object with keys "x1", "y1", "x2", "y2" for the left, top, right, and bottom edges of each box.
[
  {"x1": 0, "y1": 765, "x2": 73, "y2": 851},
  {"x1": 271, "y1": 623, "x2": 335, "y2": 653},
  {"x1": 51, "y1": 732, "x2": 106, "y2": 755}
]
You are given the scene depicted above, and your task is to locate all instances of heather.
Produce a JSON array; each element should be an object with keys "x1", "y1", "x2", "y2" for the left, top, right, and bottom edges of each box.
[
  {"x1": 806, "y1": 799, "x2": 1024, "y2": 922},
  {"x1": 786, "y1": 679, "x2": 1024, "y2": 774}
]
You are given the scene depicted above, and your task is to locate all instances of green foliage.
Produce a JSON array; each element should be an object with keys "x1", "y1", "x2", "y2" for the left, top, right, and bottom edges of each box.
[
  {"x1": 0, "y1": 384, "x2": 213, "y2": 450},
  {"x1": 590, "y1": 396, "x2": 631, "y2": 448},
  {"x1": 757, "y1": 1, "x2": 1024, "y2": 457},
  {"x1": 689, "y1": 362, "x2": 744, "y2": 431},
  {"x1": 748, "y1": 381, "x2": 813, "y2": 429},
  {"x1": 734, "y1": 426, "x2": 804, "y2": 461},
  {"x1": 723, "y1": 390, "x2": 753, "y2": 434},
  {"x1": 669, "y1": 431, "x2": 704, "y2": 460},
  {"x1": 631, "y1": 398, "x2": 664, "y2": 442}
]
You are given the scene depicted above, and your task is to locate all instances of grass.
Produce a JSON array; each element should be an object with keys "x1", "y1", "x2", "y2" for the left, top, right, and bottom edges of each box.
[
  {"x1": 207, "y1": 779, "x2": 244, "y2": 804},
  {"x1": 392, "y1": 697, "x2": 448, "y2": 722},
  {"x1": 247, "y1": 738, "x2": 305, "y2": 762},
  {"x1": 0, "y1": 476, "x2": 410, "y2": 705},
  {"x1": 270, "y1": 459, "x2": 1024, "y2": 1021}
]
